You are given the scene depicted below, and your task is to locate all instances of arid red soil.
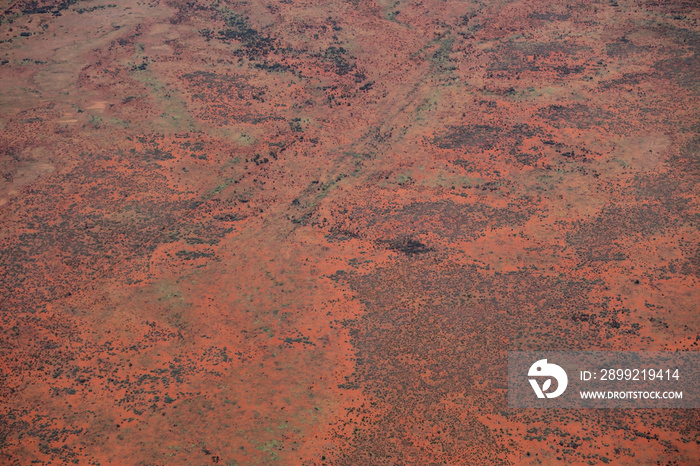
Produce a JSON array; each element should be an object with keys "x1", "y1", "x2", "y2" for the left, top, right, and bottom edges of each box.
[{"x1": 1, "y1": 0, "x2": 699, "y2": 464}]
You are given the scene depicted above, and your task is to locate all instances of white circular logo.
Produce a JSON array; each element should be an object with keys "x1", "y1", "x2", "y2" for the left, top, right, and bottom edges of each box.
[{"x1": 528, "y1": 359, "x2": 568, "y2": 399}]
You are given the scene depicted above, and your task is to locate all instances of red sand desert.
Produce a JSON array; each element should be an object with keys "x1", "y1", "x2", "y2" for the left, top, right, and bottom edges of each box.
[{"x1": 0, "y1": 0, "x2": 698, "y2": 464}]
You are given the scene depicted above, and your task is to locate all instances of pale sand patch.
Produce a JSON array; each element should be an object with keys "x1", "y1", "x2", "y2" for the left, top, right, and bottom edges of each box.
[
  {"x1": 86, "y1": 101, "x2": 110, "y2": 111},
  {"x1": 614, "y1": 133, "x2": 671, "y2": 172},
  {"x1": 2, "y1": 162, "x2": 56, "y2": 203}
]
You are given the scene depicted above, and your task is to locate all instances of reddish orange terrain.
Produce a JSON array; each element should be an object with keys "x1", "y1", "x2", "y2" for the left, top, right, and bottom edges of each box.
[{"x1": 0, "y1": 0, "x2": 698, "y2": 464}]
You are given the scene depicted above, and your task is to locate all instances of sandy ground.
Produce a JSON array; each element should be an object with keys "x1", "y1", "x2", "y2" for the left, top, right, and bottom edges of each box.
[{"x1": 0, "y1": 0, "x2": 698, "y2": 464}]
